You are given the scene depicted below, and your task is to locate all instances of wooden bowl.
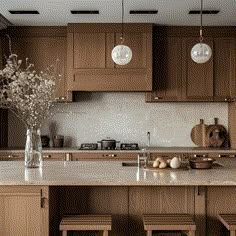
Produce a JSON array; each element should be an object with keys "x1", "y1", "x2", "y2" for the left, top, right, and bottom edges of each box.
[{"x1": 189, "y1": 157, "x2": 215, "y2": 169}]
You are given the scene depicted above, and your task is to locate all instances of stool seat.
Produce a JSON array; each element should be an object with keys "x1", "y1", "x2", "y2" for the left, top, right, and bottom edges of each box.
[
  {"x1": 60, "y1": 214, "x2": 112, "y2": 236},
  {"x1": 143, "y1": 214, "x2": 196, "y2": 236},
  {"x1": 218, "y1": 214, "x2": 236, "y2": 236}
]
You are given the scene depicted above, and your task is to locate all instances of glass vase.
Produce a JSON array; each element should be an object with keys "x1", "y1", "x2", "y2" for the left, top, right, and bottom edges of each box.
[{"x1": 25, "y1": 127, "x2": 42, "y2": 168}]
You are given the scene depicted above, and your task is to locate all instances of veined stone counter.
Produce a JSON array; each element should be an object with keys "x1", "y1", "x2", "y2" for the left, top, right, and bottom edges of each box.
[{"x1": 0, "y1": 159, "x2": 236, "y2": 186}]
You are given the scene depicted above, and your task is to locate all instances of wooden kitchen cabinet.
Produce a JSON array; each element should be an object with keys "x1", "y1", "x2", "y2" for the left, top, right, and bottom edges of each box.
[
  {"x1": 67, "y1": 23, "x2": 152, "y2": 91},
  {"x1": 146, "y1": 37, "x2": 182, "y2": 101},
  {"x1": 182, "y1": 37, "x2": 214, "y2": 101},
  {"x1": 0, "y1": 186, "x2": 48, "y2": 236},
  {"x1": 0, "y1": 152, "x2": 65, "y2": 161},
  {"x1": 1, "y1": 27, "x2": 69, "y2": 102},
  {"x1": 71, "y1": 152, "x2": 137, "y2": 161},
  {"x1": 147, "y1": 27, "x2": 236, "y2": 102},
  {"x1": 128, "y1": 186, "x2": 195, "y2": 236},
  {"x1": 206, "y1": 187, "x2": 236, "y2": 236},
  {"x1": 42, "y1": 152, "x2": 65, "y2": 161},
  {"x1": 214, "y1": 37, "x2": 236, "y2": 101}
]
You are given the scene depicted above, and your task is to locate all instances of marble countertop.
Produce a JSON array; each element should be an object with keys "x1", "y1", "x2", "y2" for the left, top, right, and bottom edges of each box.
[
  {"x1": 1, "y1": 147, "x2": 236, "y2": 154},
  {"x1": 1, "y1": 159, "x2": 236, "y2": 186}
]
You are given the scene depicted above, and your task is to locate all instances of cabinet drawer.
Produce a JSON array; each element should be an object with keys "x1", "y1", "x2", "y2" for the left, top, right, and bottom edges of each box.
[
  {"x1": 43, "y1": 153, "x2": 65, "y2": 161},
  {"x1": 72, "y1": 152, "x2": 137, "y2": 161},
  {"x1": 0, "y1": 154, "x2": 24, "y2": 161}
]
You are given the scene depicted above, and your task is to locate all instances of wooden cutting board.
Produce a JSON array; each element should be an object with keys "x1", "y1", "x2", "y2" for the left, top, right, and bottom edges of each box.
[
  {"x1": 206, "y1": 118, "x2": 228, "y2": 147},
  {"x1": 190, "y1": 119, "x2": 208, "y2": 147}
]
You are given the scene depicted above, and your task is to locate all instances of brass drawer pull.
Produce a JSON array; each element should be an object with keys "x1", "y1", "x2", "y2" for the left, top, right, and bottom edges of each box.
[
  {"x1": 65, "y1": 153, "x2": 72, "y2": 161},
  {"x1": 102, "y1": 154, "x2": 117, "y2": 158},
  {"x1": 218, "y1": 154, "x2": 236, "y2": 158},
  {"x1": 154, "y1": 96, "x2": 163, "y2": 100},
  {"x1": 43, "y1": 155, "x2": 51, "y2": 159},
  {"x1": 193, "y1": 154, "x2": 208, "y2": 158}
]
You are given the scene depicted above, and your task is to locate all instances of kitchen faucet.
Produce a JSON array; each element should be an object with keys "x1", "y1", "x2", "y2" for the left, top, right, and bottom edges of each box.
[
  {"x1": 147, "y1": 131, "x2": 150, "y2": 147},
  {"x1": 138, "y1": 132, "x2": 151, "y2": 168}
]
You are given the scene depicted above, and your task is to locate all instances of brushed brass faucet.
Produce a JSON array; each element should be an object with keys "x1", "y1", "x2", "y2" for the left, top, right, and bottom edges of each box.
[{"x1": 147, "y1": 131, "x2": 150, "y2": 147}]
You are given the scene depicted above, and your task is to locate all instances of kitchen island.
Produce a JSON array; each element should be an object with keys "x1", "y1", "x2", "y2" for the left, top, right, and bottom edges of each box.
[{"x1": 1, "y1": 160, "x2": 236, "y2": 236}]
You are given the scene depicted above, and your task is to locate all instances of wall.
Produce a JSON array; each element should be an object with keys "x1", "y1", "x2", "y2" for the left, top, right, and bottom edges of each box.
[{"x1": 8, "y1": 92, "x2": 228, "y2": 148}]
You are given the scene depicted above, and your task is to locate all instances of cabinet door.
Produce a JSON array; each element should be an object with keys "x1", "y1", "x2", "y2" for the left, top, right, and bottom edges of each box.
[
  {"x1": 214, "y1": 38, "x2": 236, "y2": 101},
  {"x1": 0, "y1": 154, "x2": 24, "y2": 161},
  {"x1": 114, "y1": 32, "x2": 147, "y2": 69},
  {"x1": 10, "y1": 37, "x2": 66, "y2": 101},
  {"x1": 73, "y1": 32, "x2": 108, "y2": 69},
  {"x1": 0, "y1": 186, "x2": 48, "y2": 236},
  {"x1": 146, "y1": 37, "x2": 182, "y2": 102},
  {"x1": 182, "y1": 37, "x2": 214, "y2": 101},
  {"x1": 206, "y1": 187, "x2": 236, "y2": 236},
  {"x1": 129, "y1": 186, "x2": 195, "y2": 236}
]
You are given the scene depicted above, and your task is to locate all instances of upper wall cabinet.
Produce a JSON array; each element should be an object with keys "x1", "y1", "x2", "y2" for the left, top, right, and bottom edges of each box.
[
  {"x1": 1, "y1": 27, "x2": 68, "y2": 102},
  {"x1": 181, "y1": 37, "x2": 214, "y2": 101},
  {"x1": 146, "y1": 27, "x2": 236, "y2": 102},
  {"x1": 67, "y1": 23, "x2": 153, "y2": 91}
]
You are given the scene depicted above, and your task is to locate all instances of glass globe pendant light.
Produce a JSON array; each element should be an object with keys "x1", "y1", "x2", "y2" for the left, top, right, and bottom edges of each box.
[
  {"x1": 111, "y1": 0, "x2": 132, "y2": 65},
  {"x1": 191, "y1": 0, "x2": 212, "y2": 64}
]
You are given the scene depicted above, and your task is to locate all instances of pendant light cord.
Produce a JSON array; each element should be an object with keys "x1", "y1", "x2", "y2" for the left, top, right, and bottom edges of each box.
[
  {"x1": 200, "y1": 0, "x2": 203, "y2": 42},
  {"x1": 121, "y1": 0, "x2": 125, "y2": 44}
]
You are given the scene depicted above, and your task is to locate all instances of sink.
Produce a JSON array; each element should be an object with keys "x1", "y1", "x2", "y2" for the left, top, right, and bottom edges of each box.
[{"x1": 122, "y1": 162, "x2": 138, "y2": 167}]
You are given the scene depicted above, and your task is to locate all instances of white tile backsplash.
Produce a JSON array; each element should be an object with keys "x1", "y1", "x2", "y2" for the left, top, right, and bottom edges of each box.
[{"x1": 8, "y1": 92, "x2": 228, "y2": 148}]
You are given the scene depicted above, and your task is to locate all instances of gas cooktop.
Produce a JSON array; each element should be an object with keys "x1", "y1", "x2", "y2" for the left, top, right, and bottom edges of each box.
[{"x1": 79, "y1": 143, "x2": 139, "y2": 150}]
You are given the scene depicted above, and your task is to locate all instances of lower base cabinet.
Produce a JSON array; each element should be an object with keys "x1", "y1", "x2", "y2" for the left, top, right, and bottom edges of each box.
[
  {"x1": 206, "y1": 186, "x2": 236, "y2": 236},
  {"x1": 1, "y1": 185, "x2": 235, "y2": 236},
  {"x1": 0, "y1": 186, "x2": 49, "y2": 236}
]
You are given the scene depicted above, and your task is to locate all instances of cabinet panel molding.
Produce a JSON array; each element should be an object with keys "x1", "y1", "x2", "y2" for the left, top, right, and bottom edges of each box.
[{"x1": 67, "y1": 23, "x2": 153, "y2": 92}]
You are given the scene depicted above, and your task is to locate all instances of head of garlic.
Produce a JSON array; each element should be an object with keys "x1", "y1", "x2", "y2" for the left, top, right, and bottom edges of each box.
[{"x1": 170, "y1": 157, "x2": 181, "y2": 169}]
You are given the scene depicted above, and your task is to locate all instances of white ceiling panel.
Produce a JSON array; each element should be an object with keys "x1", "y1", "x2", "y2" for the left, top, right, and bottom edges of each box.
[{"x1": 0, "y1": 0, "x2": 235, "y2": 26}]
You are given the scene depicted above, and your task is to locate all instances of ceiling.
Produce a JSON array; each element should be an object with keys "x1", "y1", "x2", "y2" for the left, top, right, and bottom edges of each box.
[{"x1": 0, "y1": 0, "x2": 236, "y2": 27}]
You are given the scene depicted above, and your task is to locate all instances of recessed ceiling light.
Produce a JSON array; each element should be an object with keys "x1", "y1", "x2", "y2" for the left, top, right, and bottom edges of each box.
[
  {"x1": 189, "y1": 10, "x2": 220, "y2": 14},
  {"x1": 9, "y1": 10, "x2": 39, "y2": 14},
  {"x1": 129, "y1": 10, "x2": 158, "y2": 14},
  {"x1": 70, "y1": 10, "x2": 99, "y2": 14}
]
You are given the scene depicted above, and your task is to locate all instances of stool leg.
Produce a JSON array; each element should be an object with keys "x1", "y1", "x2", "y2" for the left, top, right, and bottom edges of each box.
[
  {"x1": 230, "y1": 230, "x2": 235, "y2": 236},
  {"x1": 147, "y1": 230, "x2": 152, "y2": 236},
  {"x1": 188, "y1": 231, "x2": 195, "y2": 236},
  {"x1": 62, "y1": 231, "x2": 67, "y2": 236},
  {"x1": 103, "y1": 230, "x2": 109, "y2": 236}
]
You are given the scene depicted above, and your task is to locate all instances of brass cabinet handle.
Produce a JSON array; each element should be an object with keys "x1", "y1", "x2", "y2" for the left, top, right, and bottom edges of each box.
[
  {"x1": 154, "y1": 96, "x2": 163, "y2": 100},
  {"x1": 65, "y1": 153, "x2": 72, "y2": 161},
  {"x1": 218, "y1": 154, "x2": 236, "y2": 158},
  {"x1": 102, "y1": 154, "x2": 117, "y2": 158},
  {"x1": 43, "y1": 155, "x2": 51, "y2": 159},
  {"x1": 193, "y1": 154, "x2": 208, "y2": 158},
  {"x1": 55, "y1": 96, "x2": 67, "y2": 102}
]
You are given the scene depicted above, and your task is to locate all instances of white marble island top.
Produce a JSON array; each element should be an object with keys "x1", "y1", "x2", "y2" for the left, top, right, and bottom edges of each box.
[{"x1": 1, "y1": 159, "x2": 236, "y2": 186}]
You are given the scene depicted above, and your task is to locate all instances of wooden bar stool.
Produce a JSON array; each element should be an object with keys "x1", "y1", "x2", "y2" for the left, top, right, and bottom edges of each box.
[
  {"x1": 59, "y1": 214, "x2": 112, "y2": 236},
  {"x1": 142, "y1": 214, "x2": 196, "y2": 236},
  {"x1": 218, "y1": 214, "x2": 236, "y2": 236}
]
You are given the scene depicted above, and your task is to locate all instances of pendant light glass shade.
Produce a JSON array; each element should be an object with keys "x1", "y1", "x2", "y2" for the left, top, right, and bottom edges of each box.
[
  {"x1": 191, "y1": 43, "x2": 212, "y2": 64},
  {"x1": 111, "y1": 0, "x2": 132, "y2": 65},
  {"x1": 191, "y1": 0, "x2": 212, "y2": 64},
  {"x1": 111, "y1": 44, "x2": 132, "y2": 65}
]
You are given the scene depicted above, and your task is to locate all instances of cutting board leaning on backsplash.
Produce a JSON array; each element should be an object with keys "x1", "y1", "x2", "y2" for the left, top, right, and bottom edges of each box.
[{"x1": 191, "y1": 118, "x2": 228, "y2": 147}]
